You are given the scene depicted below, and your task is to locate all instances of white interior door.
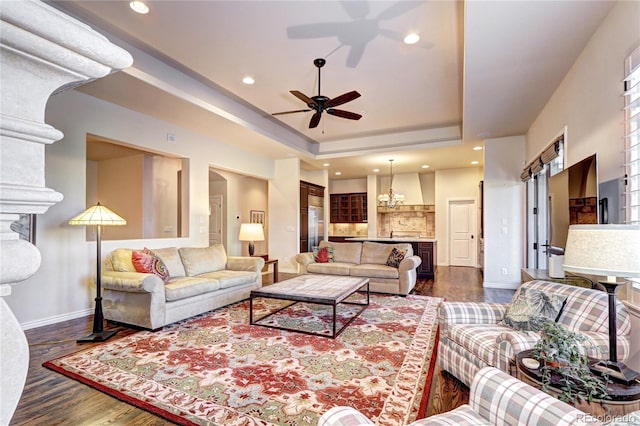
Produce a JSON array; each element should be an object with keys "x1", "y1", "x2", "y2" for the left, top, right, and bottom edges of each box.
[
  {"x1": 209, "y1": 195, "x2": 223, "y2": 246},
  {"x1": 449, "y1": 199, "x2": 477, "y2": 267}
]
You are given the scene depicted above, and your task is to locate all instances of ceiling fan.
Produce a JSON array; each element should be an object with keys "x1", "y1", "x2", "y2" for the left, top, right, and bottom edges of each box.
[{"x1": 272, "y1": 58, "x2": 362, "y2": 129}]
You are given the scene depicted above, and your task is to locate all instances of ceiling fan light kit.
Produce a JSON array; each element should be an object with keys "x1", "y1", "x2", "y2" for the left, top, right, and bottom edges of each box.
[{"x1": 272, "y1": 58, "x2": 362, "y2": 129}]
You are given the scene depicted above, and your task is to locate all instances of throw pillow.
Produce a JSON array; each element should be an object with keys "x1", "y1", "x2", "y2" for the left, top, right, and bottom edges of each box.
[
  {"x1": 501, "y1": 287, "x2": 567, "y2": 331},
  {"x1": 385, "y1": 247, "x2": 407, "y2": 268},
  {"x1": 313, "y1": 246, "x2": 334, "y2": 263},
  {"x1": 131, "y1": 248, "x2": 169, "y2": 282}
]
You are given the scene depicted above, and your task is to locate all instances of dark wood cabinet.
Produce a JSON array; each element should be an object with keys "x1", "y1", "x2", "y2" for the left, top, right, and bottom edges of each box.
[
  {"x1": 417, "y1": 242, "x2": 437, "y2": 277},
  {"x1": 330, "y1": 193, "x2": 367, "y2": 223}
]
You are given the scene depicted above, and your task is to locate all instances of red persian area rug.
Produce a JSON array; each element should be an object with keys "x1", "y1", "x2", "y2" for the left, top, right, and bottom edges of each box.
[{"x1": 44, "y1": 294, "x2": 441, "y2": 426}]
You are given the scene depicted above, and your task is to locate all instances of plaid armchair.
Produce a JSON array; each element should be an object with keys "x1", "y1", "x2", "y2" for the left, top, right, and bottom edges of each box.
[
  {"x1": 318, "y1": 367, "x2": 601, "y2": 425},
  {"x1": 438, "y1": 280, "x2": 631, "y2": 386}
]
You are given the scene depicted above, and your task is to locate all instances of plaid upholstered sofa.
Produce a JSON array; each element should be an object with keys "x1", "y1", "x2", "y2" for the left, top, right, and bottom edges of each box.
[
  {"x1": 318, "y1": 367, "x2": 601, "y2": 425},
  {"x1": 438, "y1": 280, "x2": 631, "y2": 387}
]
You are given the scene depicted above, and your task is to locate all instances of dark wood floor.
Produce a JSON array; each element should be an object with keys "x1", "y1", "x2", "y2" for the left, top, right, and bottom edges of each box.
[{"x1": 10, "y1": 266, "x2": 515, "y2": 425}]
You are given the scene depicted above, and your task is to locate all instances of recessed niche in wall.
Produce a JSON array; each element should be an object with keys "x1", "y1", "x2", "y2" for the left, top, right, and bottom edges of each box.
[{"x1": 86, "y1": 134, "x2": 189, "y2": 241}]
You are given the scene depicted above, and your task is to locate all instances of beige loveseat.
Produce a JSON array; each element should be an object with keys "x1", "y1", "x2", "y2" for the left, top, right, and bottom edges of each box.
[
  {"x1": 295, "y1": 240, "x2": 421, "y2": 295},
  {"x1": 102, "y1": 245, "x2": 264, "y2": 330}
]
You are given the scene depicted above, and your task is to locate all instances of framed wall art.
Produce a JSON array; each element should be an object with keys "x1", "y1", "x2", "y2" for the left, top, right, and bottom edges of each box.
[{"x1": 250, "y1": 210, "x2": 265, "y2": 225}]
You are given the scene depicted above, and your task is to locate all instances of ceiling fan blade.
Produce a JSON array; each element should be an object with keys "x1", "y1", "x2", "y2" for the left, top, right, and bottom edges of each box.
[
  {"x1": 272, "y1": 109, "x2": 311, "y2": 116},
  {"x1": 377, "y1": 1, "x2": 423, "y2": 21},
  {"x1": 325, "y1": 90, "x2": 361, "y2": 108},
  {"x1": 327, "y1": 109, "x2": 362, "y2": 120},
  {"x1": 290, "y1": 90, "x2": 316, "y2": 107},
  {"x1": 309, "y1": 111, "x2": 322, "y2": 128}
]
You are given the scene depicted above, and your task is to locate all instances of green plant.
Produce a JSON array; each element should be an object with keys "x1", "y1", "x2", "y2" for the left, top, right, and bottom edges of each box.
[{"x1": 532, "y1": 321, "x2": 610, "y2": 404}]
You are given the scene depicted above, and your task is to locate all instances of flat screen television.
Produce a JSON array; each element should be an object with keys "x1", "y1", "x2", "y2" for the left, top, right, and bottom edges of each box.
[{"x1": 547, "y1": 154, "x2": 599, "y2": 253}]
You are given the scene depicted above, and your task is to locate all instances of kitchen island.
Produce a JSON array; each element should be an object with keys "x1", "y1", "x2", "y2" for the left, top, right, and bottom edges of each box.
[{"x1": 345, "y1": 237, "x2": 437, "y2": 278}]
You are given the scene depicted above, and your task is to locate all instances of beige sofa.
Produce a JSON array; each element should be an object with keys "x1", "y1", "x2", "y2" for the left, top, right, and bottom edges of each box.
[
  {"x1": 295, "y1": 240, "x2": 421, "y2": 295},
  {"x1": 101, "y1": 245, "x2": 264, "y2": 330}
]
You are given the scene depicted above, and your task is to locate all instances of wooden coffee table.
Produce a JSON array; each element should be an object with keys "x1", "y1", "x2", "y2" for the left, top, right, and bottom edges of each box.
[
  {"x1": 249, "y1": 274, "x2": 369, "y2": 338},
  {"x1": 516, "y1": 349, "x2": 640, "y2": 418}
]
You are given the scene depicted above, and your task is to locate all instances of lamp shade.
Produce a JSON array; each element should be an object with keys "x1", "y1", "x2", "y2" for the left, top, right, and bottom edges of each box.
[
  {"x1": 238, "y1": 223, "x2": 264, "y2": 241},
  {"x1": 563, "y1": 224, "x2": 640, "y2": 278},
  {"x1": 69, "y1": 202, "x2": 127, "y2": 226}
]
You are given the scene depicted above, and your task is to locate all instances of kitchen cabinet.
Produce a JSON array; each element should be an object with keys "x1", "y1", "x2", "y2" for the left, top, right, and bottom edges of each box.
[
  {"x1": 345, "y1": 238, "x2": 437, "y2": 279},
  {"x1": 417, "y1": 242, "x2": 437, "y2": 278},
  {"x1": 330, "y1": 193, "x2": 367, "y2": 223}
]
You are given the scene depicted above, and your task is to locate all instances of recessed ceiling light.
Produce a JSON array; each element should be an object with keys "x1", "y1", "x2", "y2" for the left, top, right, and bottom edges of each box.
[
  {"x1": 323, "y1": 163, "x2": 330, "y2": 167},
  {"x1": 242, "y1": 76, "x2": 255, "y2": 85},
  {"x1": 335, "y1": 171, "x2": 342, "y2": 176},
  {"x1": 373, "y1": 168, "x2": 380, "y2": 173},
  {"x1": 129, "y1": 1, "x2": 149, "y2": 14},
  {"x1": 471, "y1": 161, "x2": 479, "y2": 165},
  {"x1": 473, "y1": 146, "x2": 483, "y2": 151},
  {"x1": 421, "y1": 165, "x2": 430, "y2": 169},
  {"x1": 404, "y1": 33, "x2": 420, "y2": 45}
]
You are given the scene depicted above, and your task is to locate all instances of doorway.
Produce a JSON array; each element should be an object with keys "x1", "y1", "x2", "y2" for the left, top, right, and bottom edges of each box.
[
  {"x1": 448, "y1": 198, "x2": 477, "y2": 267},
  {"x1": 209, "y1": 194, "x2": 223, "y2": 246}
]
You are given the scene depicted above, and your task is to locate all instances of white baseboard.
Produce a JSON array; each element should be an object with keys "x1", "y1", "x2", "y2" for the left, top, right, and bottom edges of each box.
[
  {"x1": 482, "y1": 281, "x2": 520, "y2": 290},
  {"x1": 21, "y1": 308, "x2": 92, "y2": 331}
]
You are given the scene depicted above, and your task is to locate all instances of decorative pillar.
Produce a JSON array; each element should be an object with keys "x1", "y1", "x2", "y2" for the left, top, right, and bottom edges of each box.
[{"x1": 0, "y1": 1, "x2": 132, "y2": 423}]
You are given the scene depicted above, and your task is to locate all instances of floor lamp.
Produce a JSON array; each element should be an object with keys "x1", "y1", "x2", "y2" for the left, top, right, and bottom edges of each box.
[
  {"x1": 69, "y1": 202, "x2": 126, "y2": 343},
  {"x1": 562, "y1": 224, "x2": 640, "y2": 384}
]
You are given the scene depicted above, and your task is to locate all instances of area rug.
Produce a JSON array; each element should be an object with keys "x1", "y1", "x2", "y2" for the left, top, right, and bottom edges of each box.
[{"x1": 44, "y1": 294, "x2": 441, "y2": 426}]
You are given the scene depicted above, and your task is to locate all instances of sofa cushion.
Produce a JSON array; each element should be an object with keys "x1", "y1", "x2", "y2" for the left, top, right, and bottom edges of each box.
[
  {"x1": 179, "y1": 245, "x2": 227, "y2": 276},
  {"x1": 501, "y1": 287, "x2": 566, "y2": 331},
  {"x1": 313, "y1": 246, "x2": 334, "y2": 263},
  {"x1": 523, "y1": 280, "x2": 631, "y2": 335},
  {"x1": 111, "y1": 248, "x2": 135, "y2": 272},
  {"x1": 385, "y1": 247, "x2": 407, "y2": 268},
  {"x1": 151, "y1": 247, "x2": 186, "y2": 278},
  {"x1": 164, "y1": 277, "x2": 220, "y2": 301},
  {"x1": 198, "y1": 270, "x2": 258, "y2": 289},
  {"x1": 351, "y1": 264, "x2": 400, "y2": 279},
  {"x1": 361, "y1": 241, "x2": 412, "y2": 265},
  {"x1": 447, "y1": 324, "x2": 508, "y2": 367},
  {"x1": 319, "y1": 240, "x2": 362, "y2": 264},
  {"x1": 307, "y1": 262, "x2": 354, "y2": 276},
  {"x1": 132, "y1": 249, "x2": 169, "y2": 282}
]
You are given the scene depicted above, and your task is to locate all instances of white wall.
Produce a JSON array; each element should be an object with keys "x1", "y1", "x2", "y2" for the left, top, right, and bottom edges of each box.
[
  {"x1": 527, "y1": 1, "x2": 639, "y2": 183},
  {"x1": 268, "y1": 158, "x2": 301, "y2": 273},
  {"x1": 5, "y1": 90, "x2": 274, "y2": 328},
  {"x1": 330, "y1": 178, "x2": 367, "y2": 194},
  {"x1": 483, "y1": 136, "x2": 525, "y2": 289},
  {"x1": 525, "y1": 1, "x2": 640, "y2": 370},
  {"x1": 434, "y1": 167, "x2": 483, "y2": 265}
]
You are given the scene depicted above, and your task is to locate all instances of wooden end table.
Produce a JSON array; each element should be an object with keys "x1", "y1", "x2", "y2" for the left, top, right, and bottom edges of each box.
[{"x1": 516, "y1": 349, "x2": 640, "y2": 419}]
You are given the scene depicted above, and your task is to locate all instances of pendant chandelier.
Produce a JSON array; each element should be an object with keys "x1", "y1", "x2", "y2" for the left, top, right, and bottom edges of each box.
[{"x1": 377, "y1": 159, "x2": 404, "y2": 208}]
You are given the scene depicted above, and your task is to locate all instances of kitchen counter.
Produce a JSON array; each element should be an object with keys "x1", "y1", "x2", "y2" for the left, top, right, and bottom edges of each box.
[
  {"x1": 345, "y1": 237, "x2": 437, "y2": 243},
  {"x1": 343, "y1": 237, "x2": 437, "y2": 278}
]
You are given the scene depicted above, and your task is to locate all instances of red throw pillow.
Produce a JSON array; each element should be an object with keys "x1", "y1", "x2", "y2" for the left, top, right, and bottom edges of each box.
[
  {"x1": 132, "y1": 248, "x2": 169, "y2": 282},
  {"x1": 315, "y1": 247, "x2": 330, "y2": 263}
]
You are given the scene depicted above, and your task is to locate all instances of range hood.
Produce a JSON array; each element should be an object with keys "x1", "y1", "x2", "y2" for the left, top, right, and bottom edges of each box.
[{"x1": 379, "y1": 173, "x2": 425, "y2": 205}]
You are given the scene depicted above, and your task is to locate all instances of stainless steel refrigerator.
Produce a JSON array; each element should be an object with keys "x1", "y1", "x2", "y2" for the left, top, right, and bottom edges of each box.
[{"x1": 308, "y1": 195, "x2": 324, "y2": 251}]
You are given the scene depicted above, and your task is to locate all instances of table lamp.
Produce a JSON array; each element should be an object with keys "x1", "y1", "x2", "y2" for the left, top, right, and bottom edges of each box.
[
  {"x1": 563, "y1": 224, "x2": 640, "y2": 383},
  {"x1": 239, "y1": 223, "x2": 264, "y2": 256},
  {"x1": 69, "y1": 202, "x2": 126, "y2": 343}
]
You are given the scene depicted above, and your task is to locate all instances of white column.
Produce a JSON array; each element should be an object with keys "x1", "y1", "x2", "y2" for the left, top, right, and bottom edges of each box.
[{"x1": 0, "y1": 1, "x2": 132, "y2": 423}]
